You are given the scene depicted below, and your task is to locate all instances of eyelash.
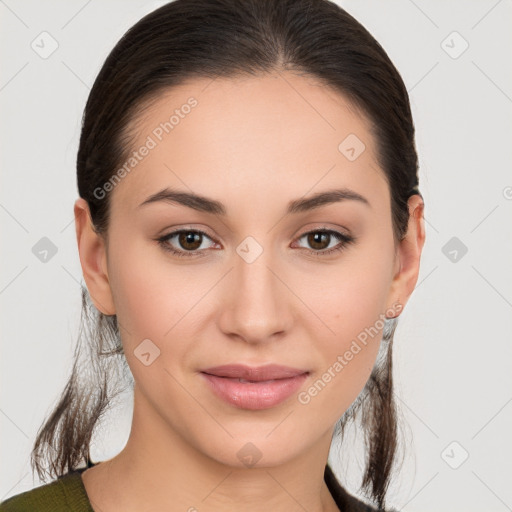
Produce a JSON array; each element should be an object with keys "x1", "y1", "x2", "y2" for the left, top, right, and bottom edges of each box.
[{"x1": 156, "y1": 227, "x2": 356, "y2": 259}]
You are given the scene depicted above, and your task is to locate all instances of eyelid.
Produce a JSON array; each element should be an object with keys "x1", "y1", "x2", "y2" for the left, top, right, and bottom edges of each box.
[
  {"x1": 295, "y1": 223, "x2": 352, "y2": 239},
  {"x1": 156, "y1": 223, "x2": 217, "y2": 239}
]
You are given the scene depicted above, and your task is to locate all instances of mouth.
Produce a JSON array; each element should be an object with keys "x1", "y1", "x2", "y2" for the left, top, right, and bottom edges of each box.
[{"x1": 200, "y1": 364, "x2": 310, "y2": 410}]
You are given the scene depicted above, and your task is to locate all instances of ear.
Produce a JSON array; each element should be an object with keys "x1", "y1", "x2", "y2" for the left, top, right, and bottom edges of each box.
[
  {"x1": 74, "y1": 198, "x2": 116, "y2": 315},
  {"x1": 385, "y1": 194, "x2": 426, "y2": 317}
]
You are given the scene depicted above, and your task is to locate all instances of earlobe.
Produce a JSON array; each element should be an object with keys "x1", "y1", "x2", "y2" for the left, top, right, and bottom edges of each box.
[{"x1": 74, "y1": 198, "x2": 116, "y2": 315}]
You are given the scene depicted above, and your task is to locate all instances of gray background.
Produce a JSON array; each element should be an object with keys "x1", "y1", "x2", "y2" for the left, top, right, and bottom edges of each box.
[{"x1": 1, "y1": 1, "x2": 511, "y2": 510}]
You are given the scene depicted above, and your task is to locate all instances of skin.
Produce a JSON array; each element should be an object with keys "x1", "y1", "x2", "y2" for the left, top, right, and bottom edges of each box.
[{"x1": 75, "y1": 71, "x2": 425, "y2": 512}]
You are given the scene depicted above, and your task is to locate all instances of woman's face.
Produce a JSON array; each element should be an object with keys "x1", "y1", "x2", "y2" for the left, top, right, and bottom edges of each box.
[{"x1": 79, "y1": 72, "x2": 416, "y2": 468}]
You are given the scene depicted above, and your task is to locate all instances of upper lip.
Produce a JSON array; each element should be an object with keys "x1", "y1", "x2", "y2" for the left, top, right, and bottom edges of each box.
[{"x1": 201, "y1": 364, "x2": 309, "y2": 381}]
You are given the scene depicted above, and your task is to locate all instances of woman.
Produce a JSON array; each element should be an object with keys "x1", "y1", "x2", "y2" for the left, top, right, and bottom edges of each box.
[{"x1": 0, "y1": 0, "x2": 425, "y2": 510}]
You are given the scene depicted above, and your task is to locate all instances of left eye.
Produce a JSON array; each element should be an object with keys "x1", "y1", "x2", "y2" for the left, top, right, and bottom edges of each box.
[{"x1": 293, "y1": 229, "x2": 355, "y2": 256}]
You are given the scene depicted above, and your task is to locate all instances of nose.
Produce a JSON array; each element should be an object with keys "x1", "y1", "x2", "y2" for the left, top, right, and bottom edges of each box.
[{"x1": 217, "y1": 245, "x2": 293, "y2": 345}]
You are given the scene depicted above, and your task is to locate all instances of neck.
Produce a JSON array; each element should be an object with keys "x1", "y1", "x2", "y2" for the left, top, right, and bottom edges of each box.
[{"x1": 83, "y1": 387, "x2": 340, "y2": 512}]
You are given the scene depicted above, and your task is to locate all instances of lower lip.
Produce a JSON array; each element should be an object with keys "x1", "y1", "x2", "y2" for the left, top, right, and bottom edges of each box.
[{"x1": 200, "y1": 372, "x2": 309, "y2": 410}]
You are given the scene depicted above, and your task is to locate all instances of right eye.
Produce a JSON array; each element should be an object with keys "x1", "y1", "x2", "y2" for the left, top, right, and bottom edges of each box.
[{"x1": 156, "y1": 229, "x2": 218, "y2": 258}]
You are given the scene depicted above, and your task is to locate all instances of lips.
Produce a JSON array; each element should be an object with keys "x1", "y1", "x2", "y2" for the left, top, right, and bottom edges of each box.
[
  {"x1": 201, "y1": 364, "x2": 309, "y2": 381},
  {"x1": 200, "y1": 364, "x2": 310, "y2": 410}
]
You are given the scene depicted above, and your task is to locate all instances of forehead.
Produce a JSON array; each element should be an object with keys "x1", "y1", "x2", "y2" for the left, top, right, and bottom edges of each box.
[{"x1": 109, "y1": 72, "x2": 388, "y2": 215}]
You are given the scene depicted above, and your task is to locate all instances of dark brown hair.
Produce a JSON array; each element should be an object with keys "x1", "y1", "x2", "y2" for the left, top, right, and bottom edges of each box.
[{"x1": 31, "y1": 0, "x2": 422, "y2": 509}]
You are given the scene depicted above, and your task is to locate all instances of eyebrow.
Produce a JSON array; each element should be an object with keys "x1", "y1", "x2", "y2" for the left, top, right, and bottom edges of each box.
[{"x1": 137, "y1": 187, "x2": 371, "y2": 214}]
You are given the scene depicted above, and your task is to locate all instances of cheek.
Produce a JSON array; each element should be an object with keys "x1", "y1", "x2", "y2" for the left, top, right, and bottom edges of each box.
[
  {"x1": 296, "y1": 242, "x2": 394, "y2": 344},
  {"x1": 293, "y1": 240, "x2": 394, "y2": 414},
  {"x1": 107, "y1": 237, "x2": 214, "y2": 364},
  {"x1": 106, "y1": 241, "x2": 196, "y2": 398},
  {"x1": 107, "y1": 238, "x2": 182, "y2": 342}
]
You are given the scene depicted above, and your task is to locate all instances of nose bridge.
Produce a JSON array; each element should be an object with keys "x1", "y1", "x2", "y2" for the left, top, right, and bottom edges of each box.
[{"x1": 220, "y1": 237, "x2": 291, "y2": 343}]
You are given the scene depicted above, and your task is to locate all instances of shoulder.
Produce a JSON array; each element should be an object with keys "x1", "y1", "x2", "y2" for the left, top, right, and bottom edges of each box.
[{"x1": 0, "y1": 470, "x2": 93, "y2": 512}]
